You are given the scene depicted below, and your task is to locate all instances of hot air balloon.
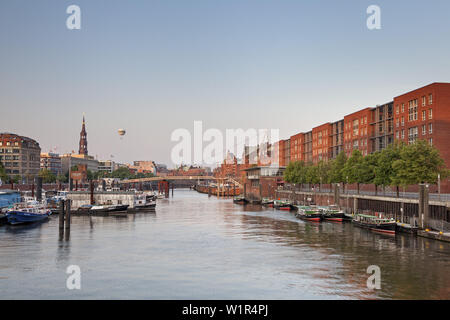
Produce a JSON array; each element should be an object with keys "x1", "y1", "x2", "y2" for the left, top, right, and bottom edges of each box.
[{"x1": 118, "y1": 129, "x2": 126, "y2": 136}]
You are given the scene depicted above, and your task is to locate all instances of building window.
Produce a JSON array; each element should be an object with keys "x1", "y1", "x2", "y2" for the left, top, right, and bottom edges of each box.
[
  {"x1": 401, "y1": 103, "x2": 405, "y2": 113},
  {"x1": 422, "y1": 110, "x2": 426, "y2": 121},
  {"x1": 429, "y1": 109, "x2": 432, "y2": 119},
  {"x1": 422, "y1": 96, "x2": 426, "y2": 106},
  {"x1": 408, "y1": 127, "x2": 418, "y2": 144},
  {"x1": 408, "y1": 99, "x2": 418, "y2": 121},
  {"x1": 429, "y1": 94, "x2": 433, "y2": 105},
  {"x1": 396, "y1": 131, "x2": 399, "y2": 139},
  {"x1": 429, "y1": 138, "x2": 433, "y2": 146},
  {"x1": 422, "y1": 124, "x2": 426, "y2": 135},
  {"x1": 401, "y1": 117, "x2": 404, "y2": 126},
  {"x1": 396, "y1": 105, "x2": 399, "y2": 114},
  {"x1": 401, "y1": 129, "x2": 405, "y2": 139},
  {"x1": 429, "y1": 123, "x2": 433, "y2": 134}
]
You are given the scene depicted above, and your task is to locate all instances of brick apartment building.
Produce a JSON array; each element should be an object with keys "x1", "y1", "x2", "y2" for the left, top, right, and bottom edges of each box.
[
  {"x1": 312, "y1": 123, "x2": 332, "y2": 163},
  {"x1": 343, "y1": 107, "x2": 372, "y2": 157},
  {"x1": 393, "y1": 83, "x2": 450, "y2": 168},
  {"x1": 239, "y1": 82, "x2": 450, "y2": 189},
  {"x1": 290, "y1": 132, "x2": 304, "y2": 162}
]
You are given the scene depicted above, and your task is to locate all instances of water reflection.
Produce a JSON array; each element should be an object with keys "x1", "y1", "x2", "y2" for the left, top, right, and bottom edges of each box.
[{"x1": 0, "y1": 190, "x2": 448, "y2": 299}]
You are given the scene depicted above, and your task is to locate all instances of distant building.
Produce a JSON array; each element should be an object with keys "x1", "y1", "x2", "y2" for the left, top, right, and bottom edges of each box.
[
  {"x1": 0, "y1": 133, "x2": 41, "y2": 183},
  {"x1": 243, "y1": 166, "x2": 286, "y2": 201},
  {"x1": 155, "y1": 164, "x2": 169, "y2": 177},
  {"x1": 168, "y1": 165, "x2": 209, "y2": 177},
  {"x1": 98, "y1": 160, "x2": 119, "y2": 174},
  {"x1": 40, "y1": 152, "x2": 62, "y2": 176},
  {"x1": 131, "y1": 161, "x2": 157, "y2": 174}
]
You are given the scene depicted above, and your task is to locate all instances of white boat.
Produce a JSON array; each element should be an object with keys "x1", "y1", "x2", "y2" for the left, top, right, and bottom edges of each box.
[{"x1": 134, "y1": 194, "x2": 156, "y2": 210}]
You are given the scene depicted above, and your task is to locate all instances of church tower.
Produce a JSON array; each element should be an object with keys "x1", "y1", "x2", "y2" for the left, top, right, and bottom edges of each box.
[{"x1": 79, "y1": 115, "x2": 88, "y2": 155}]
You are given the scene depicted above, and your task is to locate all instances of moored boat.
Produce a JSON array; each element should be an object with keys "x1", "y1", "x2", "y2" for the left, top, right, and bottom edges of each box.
[
  {"x1": 295, "y1": 206, "x2": 323, "y2": 222},
  {"x1": 5, "y1": 204, "x2": 51, "y2": 225},
  {"x1": 321, "y1": 205, "x2": 346, "y2": 222},
  {"x1": 352, "y1": 214, "x2": 396, "y2": 235},
  {"x1": 90, "y1": 204, "x2": 129, "y2": 213},
  {"x1": 77, "y1": 204, "x2": 93, "y2": 213},
  {"x1": 274, "y1": 200, "x2": 294, "y2": 211},
  {"x1": 261, "y1": 198, "x2": 274, "y2": 207},
  {"x1": 233, "y1": 196, "x2": 248, "y2": 204},
  {"x1": 134, "y1": 194, "x2": 157, "y2": 211}
]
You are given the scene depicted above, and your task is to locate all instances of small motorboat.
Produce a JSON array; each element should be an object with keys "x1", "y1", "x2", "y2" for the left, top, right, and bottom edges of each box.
[
  {"x1": 6, "y1": 204, "x2": 51, "y2": 225},
  {"x1": 134, "y1": 194, "x2": 156, "y2": 211},
  {"x1": 274, "y1": 200, "x2": 294, "y2": 211},
  {"x1": 77, "y1": 204, "x2": 93, "y2": 213},
  {"x1": 321, "y1": 205, "x2": 346, "y2": 222},
  {"x1": 233, "y1": 196, "x2": 248, "y2": 205},
  {"x1": 295, "y1": 206, "x2": 323, "y2": 222},
  {"x1": 352, "y1": 213, "x2": 396, "y2": 235},
  {"x1": 90, "y1": 204, "x2": 129, "y2": 213},
  {"x1": 261, "y1": 198, "x2": 274, "y2": 207}
]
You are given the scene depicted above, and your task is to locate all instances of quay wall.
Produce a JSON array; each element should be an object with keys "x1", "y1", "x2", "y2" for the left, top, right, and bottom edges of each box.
[{"x1": 275, "y1": 188, "x2": 450, "y2": 231}]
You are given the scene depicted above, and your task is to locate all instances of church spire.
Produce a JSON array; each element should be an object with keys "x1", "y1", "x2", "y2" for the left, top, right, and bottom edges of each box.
[{"x1": 79, "y1": 114, "x2": 88, "y2": 155}]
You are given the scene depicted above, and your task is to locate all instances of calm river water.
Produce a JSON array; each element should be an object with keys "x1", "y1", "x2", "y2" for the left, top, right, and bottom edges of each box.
[{"x1": 0, "y1": 190, "x2": 449, "y2": 299}]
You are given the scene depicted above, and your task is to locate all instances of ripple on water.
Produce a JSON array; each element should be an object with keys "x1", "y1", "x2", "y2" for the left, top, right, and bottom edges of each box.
[{"x1": 0, "y1": 190, "x2": 449, "y2": 299}]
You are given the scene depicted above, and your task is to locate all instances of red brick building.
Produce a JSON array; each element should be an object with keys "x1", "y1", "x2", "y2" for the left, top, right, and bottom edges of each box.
[
  {"x1": 290, "y1": 132, "x2": 304, "y2": 162},
  {"x1": 393, "y1": 83, "x2": 450, "y2": 166},
  {"x1": 343, "y1": 107, "x2": 372, "y2": 157},
  {"x1": 214, "y1": 152, "x2": 241, "y2": 178},
  {"x1": 243, "y1": 166, "x2": 285, "y2": 201},
  {"x1": 312, "y1": 123, "x2": 332, "y2": 163},
  {"x1": 241, "y1": 82, "x2": 450, "y2": 190}
]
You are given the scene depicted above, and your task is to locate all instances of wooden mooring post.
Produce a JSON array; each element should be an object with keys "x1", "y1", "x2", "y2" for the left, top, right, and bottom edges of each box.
[
  {"x1": 65, "y1": 199, "x2": 71, "y2": 240},
  {"x1": 59, "y1": 200, "x2": 65, "y2": 239}
]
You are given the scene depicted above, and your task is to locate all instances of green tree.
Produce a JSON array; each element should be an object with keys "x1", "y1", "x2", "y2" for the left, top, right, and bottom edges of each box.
[
  {"x1": 38, "y1": 169, "x2": 56, "y2": 183},
  {"x1": 284, "y1": 161, "x2": 296, "y2": 183},
  {"x1": 284, "y1": 161, "x2": 307, "y2": 186},
  {"x1": 392, "y1": 140, "x2": 448, "y2": 192},
  {"x1": 305, "y1": 163, "x2": 319, "y2": 187},
  {"x1": 56, "y1": 174, "x2": 67, "y2": 183},
  {"x1": 110, "y1": 167, "x2": 134, "y2": 179},
  {"x1": 330, "y1": 152, "x2": 347, "y2": 183},
  {"x1": 342, "y1": 150, "x2": 365, "y2": 194},
  {"x1": 316, "y1": 160, "x2": 331, "y2": 191},
  {"x1": 361, "y1": 152, "x2": 379, "y2": 195},
  {"x1": 374, "y1": 142, "x2": 403, "y2": 196}
]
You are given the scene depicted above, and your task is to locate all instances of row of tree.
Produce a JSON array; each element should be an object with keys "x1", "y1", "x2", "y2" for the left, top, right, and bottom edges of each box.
[{"x1": 284, "y1": 140, "x2": 449, "y2": 196}]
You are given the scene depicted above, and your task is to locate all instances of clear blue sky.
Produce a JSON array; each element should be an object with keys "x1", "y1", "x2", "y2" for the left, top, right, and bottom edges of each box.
[{"x1": 1, "y1": 0, "x2": 449, "y2": 167}]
